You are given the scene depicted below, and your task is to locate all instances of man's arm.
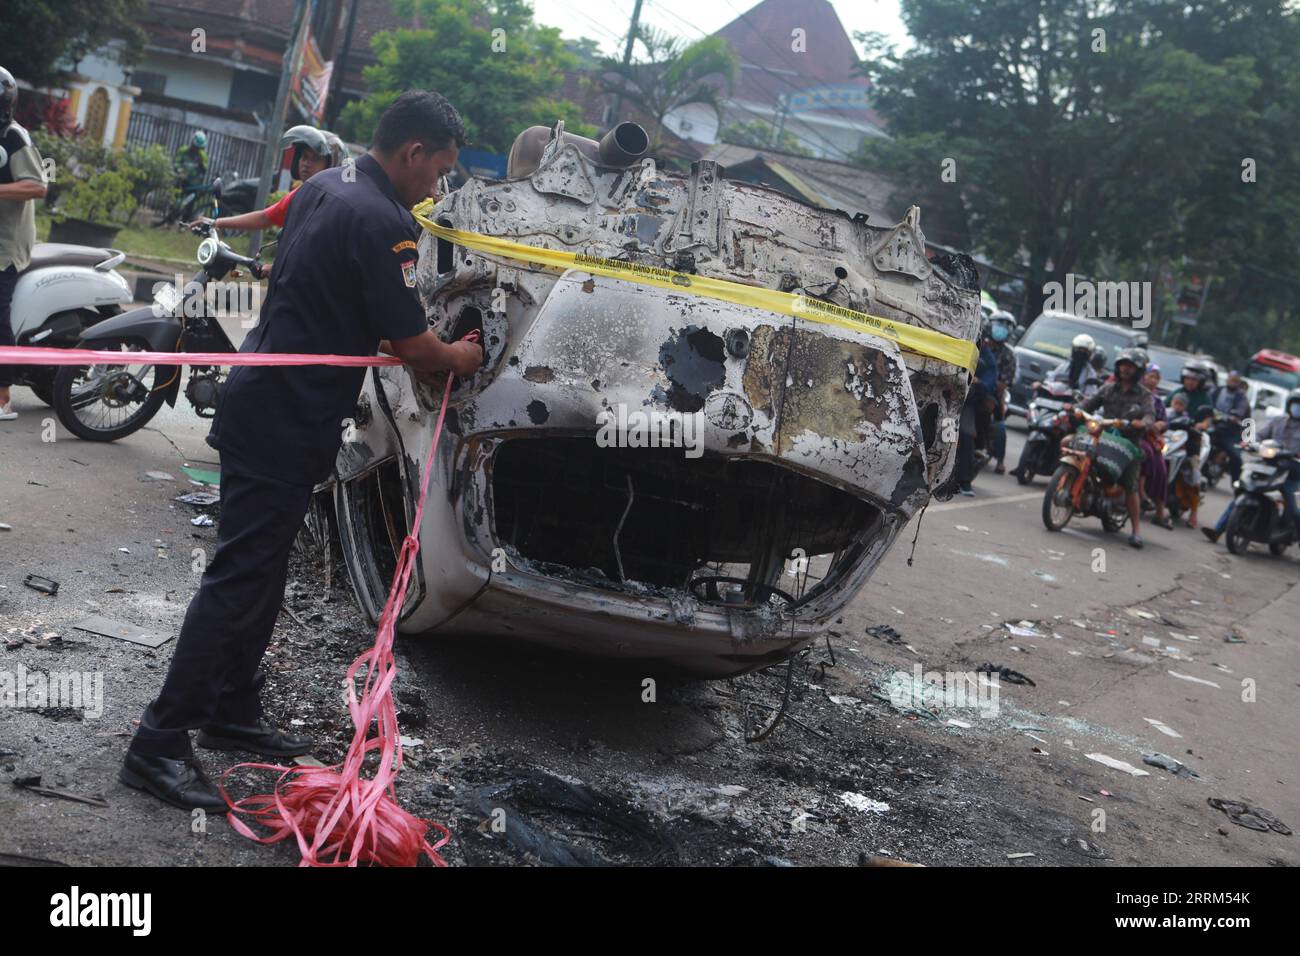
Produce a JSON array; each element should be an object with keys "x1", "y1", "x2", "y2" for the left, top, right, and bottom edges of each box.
[
  {"x1": 0, "y1": 180, "x2": 46, "y2": 201},
  {"x1": 381, "y1": 333, "x2": 481, "y2": 377}
]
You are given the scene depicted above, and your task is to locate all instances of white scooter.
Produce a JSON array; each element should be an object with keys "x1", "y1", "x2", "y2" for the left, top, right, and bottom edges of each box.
[{"x1": 7, "y1": 242, "x2": 133, "y2": 405}]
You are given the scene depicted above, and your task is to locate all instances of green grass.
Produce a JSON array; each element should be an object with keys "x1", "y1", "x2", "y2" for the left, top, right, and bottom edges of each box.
[{"x1": 37, "y1": 208, "x2": 201, "y2": 264}]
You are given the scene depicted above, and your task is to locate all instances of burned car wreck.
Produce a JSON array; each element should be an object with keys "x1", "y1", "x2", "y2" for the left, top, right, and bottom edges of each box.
[{"x1": 330, "y1": 121, "x2": 980, "y2": 676}]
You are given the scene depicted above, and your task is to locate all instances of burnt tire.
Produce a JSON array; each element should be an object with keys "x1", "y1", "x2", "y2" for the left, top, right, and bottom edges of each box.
[{"x1": 1042, "y1": 464, "x2": 1077, "y2": 531}]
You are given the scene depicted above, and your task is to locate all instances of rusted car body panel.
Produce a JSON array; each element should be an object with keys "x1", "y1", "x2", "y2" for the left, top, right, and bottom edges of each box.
[{"x1": 332, "y1": 123, "x2": 979, "y2": 676}]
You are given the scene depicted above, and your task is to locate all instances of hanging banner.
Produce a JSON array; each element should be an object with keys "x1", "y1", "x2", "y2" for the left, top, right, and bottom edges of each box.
[{"x1": 290, "y1": 19, "x2": 333, "y2": 123}]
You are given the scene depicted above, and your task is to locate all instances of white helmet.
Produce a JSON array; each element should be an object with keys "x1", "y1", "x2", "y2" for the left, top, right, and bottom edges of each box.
[{"x1": 1071, "y1": 333, "x2": 1096, "y2": 352}]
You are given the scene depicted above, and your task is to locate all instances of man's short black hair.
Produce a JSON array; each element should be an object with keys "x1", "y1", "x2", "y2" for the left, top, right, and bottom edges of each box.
[{"x1": 373, "y1": 91, "x2": 467, "y2": 154}]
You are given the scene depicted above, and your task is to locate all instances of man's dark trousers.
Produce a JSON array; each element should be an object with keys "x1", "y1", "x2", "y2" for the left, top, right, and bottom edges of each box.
[{"x1": 129, "y1": 459, "x2": 314, "y2": 759}]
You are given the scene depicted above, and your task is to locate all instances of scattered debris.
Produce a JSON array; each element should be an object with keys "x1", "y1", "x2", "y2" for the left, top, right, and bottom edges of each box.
[
  {"x1": 1006, "y1": 852, "x2": 1035, "y2": 860},
  {"x1": 946, "y1": 718, "x2": 972, "y2": 729},
  {"x1": 175, "y1": 491, "x2": 220, "y2": 506},
  {"x1": 13, "y1": 776, "x2": 109, "y2": 807},
  {"x1": 858, "y1": 853, "x2": 923, "y2": 867},
  {"x1": 1207, "y1": 798, "x2": 1292, "y2": 836},
  {"x1": 22, "y1": 574, "x2": 59, "y2": 596},
  {"x1": 140, "y1": 471, "x2": 174, "y2": 482},
  {"x1": 1005, "y1": 622, "x2": 1041, "y2": 639},
  {"x1": 72, "y1": 616, "x2": 172, "y2": 649},
  {"x1": 1143, "y1": 718, "x2": 1182, "y2": 739},
  {"x1": 840, "y1": 792, "x2": 890, "y2": 814},
  {"x1": 1085, "y1": 753, "x2": 1151, "y2": 777},
  {"x1": 1224, "y1": 633, "x2": 1246, "y2": 644},
  {"x1": 865, "y1": 624, "x2": 904, "y2": 645},
  {"x1": 976, "y1": 663, "x2": 1036, "y2": 686},
  {"x1": 180, "y1": 463, "x2": 222, "y2": 485},
  {"x1": 1143, "y1": 752, "x2": 1200, "y2": 778},
  {"x1": 191, "y1": 514, "x2": 215, "y2": 528},
  {"x1": 1168, "y1": 670, "x2": 1220, "y2": 689},
  {"x1": 0, "y1": 522, "x2": 11, "y2": 531}
]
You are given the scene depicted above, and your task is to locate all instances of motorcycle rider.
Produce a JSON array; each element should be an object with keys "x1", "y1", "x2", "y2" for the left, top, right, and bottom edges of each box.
[
  {"x1": 173, "y1": 131, "x2": 209, "y2": 223},
  {"x1": 1210, "y1": 369, "x2": 1251, "y2": 483},
  {"x1": 1139, "y1": 364, "x2": 1172, "y2": 529},
  {"x1": 1201, "y1": 388, "x2": 1300, "y2": 544},
  {"x1": 987, "y1": 311, "x2": 1018, "y2": 473},
  {"x1": 194, "y1": 126, "x2": 343, "y2": 233},
  {"x1": 955, "y1": 332, "x2": 1000, "y2": 495},
  {"x1": 1165, "y1": 391, "x2": 1201, "y2": 527},
  {"x1": 1071, "y1": 347, "x2": 1155, "y2": 548},
  {"x1": 1047, "y1": 333, "x2": 1098, "y2": 395},
  {"x1": 0, "y1": 66, "x2": 48, "y2": 422},
  {"x1": 1171, "y1": 359, "x2": 1215, "y2": 421}
]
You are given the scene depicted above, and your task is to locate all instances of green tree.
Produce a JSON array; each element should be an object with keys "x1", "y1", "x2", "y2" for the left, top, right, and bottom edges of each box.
[
  {"x1": 598, "y1": 27, "x2": 737, "y2": 153},
  {"x1": 852, "y1": 0, "x2": 1296, "y2": 345},
  {"x1": 1, "y1": 0, "x2": 145, "y2": 88},
  {"x1": 338, "y1": 0, "x2": 595, "y2": 153}
]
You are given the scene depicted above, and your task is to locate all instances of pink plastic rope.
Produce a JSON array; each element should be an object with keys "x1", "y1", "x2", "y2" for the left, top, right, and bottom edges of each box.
[
  {"x1": 0, "y1": 346, "x2": 403, "y2": 367},
  {"x1": 214, "y1": 338, "x2": 476, "y2": 867}
]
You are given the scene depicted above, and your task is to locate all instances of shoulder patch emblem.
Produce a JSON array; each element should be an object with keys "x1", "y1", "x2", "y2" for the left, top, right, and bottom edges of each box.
[
  {"x1": 401, "y1": 260, "x2": 417, "y2": 288},
  {"x1": 392, "y1": 239, "x2": 417, "y2": 253}
]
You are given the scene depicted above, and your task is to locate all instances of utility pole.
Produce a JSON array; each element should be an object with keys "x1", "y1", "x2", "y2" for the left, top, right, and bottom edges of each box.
[
  {"x1": 608, "y1": 0, "x2": 644, "y2": 128},
  {"x1": 325, "y1": 0, "x2": 360, "y2": 129},
  {"x1": 248, "y1": 0, "x2": 309, "y2": 255}
]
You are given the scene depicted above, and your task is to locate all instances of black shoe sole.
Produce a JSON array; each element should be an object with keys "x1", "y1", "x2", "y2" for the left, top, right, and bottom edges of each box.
[
  {"x1": 195, "y1": 732, "x2": 313, "y2": 758},
  {"x1": 119, "y1": 766, "x2": 229, "y2": 814}
]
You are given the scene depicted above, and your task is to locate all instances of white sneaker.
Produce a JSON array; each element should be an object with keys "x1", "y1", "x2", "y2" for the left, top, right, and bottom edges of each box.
[{"x1": 0, "y1": 404, "x2": 16, "y2": 421}]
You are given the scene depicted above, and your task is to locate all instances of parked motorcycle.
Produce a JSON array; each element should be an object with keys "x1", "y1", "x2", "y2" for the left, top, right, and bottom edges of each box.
[
  {"x1": 1041, "y1": 409, "x2": 1136, "y2": 533},
  {"x1": 1223, "y1": 440, "x2": 1298, "y2": 556},
  {"x1": 52, "y1": 182, "x2": 267, "y2": 441},
  {"x1": 154, "y1": 172, "x2": 257, "y2": 228},
  {"x1": 6, "y1": 243, "x2": 133, "y2": 405},
  {"x1": 1015, "y1": 380, "x2": 1078, "y2": 484}
]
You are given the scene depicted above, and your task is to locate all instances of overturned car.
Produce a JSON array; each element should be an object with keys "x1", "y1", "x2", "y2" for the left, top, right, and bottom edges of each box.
[{"x1": 330, "y1": 121, "x2": 979, "y2": 676}]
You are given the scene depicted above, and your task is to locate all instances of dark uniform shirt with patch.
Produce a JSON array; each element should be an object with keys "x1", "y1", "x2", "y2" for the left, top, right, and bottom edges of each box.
[{"x1": 208, "y1": 154, "x2": 427, "y2": 484}]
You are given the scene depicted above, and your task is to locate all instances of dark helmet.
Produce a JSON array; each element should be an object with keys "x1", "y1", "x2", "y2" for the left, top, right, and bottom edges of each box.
[
  {"x1": 0, "y1": 67, "x2": 17, "y2": 127},
  {"x1": 1114, "y1": 347, "x2": 1146, "y2": 376},
  {"x1": 280, "y1": 124, "x2": 333, "y2": 180},
  {"x1": 1090, "y1": 346, "x2": 1107, "y2": 370},
  {"x1": 1287, "y1": 388, "x2": 1300, "y2": 418},
  {"x1": 1181, "y1": 359, "x2": 1212, "y2": 386}
]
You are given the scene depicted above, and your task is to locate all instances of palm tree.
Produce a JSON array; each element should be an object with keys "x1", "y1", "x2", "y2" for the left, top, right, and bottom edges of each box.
[{"x1": 599, "y1": 26, "x2": 737, "y2": 153}]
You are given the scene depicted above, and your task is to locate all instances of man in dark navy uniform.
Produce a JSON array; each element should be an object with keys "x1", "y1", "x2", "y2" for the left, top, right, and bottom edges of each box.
[{"x1": 122, "y1": 92, "x2": 483, "y2": 811}]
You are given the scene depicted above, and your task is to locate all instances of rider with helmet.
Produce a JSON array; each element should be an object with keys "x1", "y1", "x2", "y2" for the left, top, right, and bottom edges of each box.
[
  {"x1": 1203, "y1": 388, "x2": 1300, "y2": 544},
  {"x1": 1072, "y1": 347, "x2": 1156, "y2": 548},
  {"x1": 986, "y1": 311, "x2": 1018, "y2": 473},
  {"x1": 173, "y1": 131, "x2": 209, "y2": 222},
  {"x1": 195, "y1": 125, "x2": 345, "y2": 233},
  {"x1": 1048, "y1": 333, "x2": 1102, "y2": 396}
]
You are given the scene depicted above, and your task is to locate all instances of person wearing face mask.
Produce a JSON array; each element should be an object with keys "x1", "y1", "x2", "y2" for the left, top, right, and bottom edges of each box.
[
  {"x1": 1203, "y1": 389, "x2": 1300, "y2": 544},
  {"x1": 985, "y1": 311, "x2": 1018, "y2": 473}
]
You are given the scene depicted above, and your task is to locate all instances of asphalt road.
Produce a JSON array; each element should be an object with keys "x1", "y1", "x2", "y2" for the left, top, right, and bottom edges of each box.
[{"x1": 1, "y1": 387, "x2": 1296, "y2": 867}]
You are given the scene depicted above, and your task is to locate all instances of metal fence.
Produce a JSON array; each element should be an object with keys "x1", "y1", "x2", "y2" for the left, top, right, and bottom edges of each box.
[{"x1": 124, "y1": 110, "x2": 267, "y2": 210}]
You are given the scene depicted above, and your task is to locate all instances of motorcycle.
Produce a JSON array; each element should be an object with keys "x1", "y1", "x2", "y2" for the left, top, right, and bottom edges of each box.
[
  {"x1": 154, "y1": 172, "x2": 257, "y2": 228},
  {"x1": 1015, "y1": 380, "x2": 1079, "y2": 484},
  {"x1": 6, "y1": 243, "x2": 133, "y2": 405},
  {"x1": 52, "y1": 181, "x2": 268, "y2": 441},
  {"x1": 1223, "y1": 440, "x2": 1298, "y2": 556},
  {"x1": 1162, "y1": 415, "x2": 1202, "y2": 524},
  {"x1": 1041, "y1": 409, "x2": 1136, "y2": 534}
]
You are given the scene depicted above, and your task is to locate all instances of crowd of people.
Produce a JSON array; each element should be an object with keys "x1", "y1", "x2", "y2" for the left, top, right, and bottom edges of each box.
[{"x1": 955, "y1": 315, "x2": 1300, "y2": 552}]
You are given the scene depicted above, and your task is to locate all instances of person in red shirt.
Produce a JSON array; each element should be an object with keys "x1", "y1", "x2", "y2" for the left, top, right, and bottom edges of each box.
[{"x1": 191, "y1": 126, "x2": 343, "y2": 232}]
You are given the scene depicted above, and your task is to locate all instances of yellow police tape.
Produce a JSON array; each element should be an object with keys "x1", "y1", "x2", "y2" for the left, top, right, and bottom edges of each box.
[{"x1": 410, "y1": 199, "x2": 978, "y2": 373}]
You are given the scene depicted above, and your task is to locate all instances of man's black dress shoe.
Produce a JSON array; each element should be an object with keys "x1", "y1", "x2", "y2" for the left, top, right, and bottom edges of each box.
[
  {"x1": 119, "y1": 751, "x2": 229, "y2": 812},
  {"x1": 196, "y1": 719, "x2": 314, "y2": 757}
]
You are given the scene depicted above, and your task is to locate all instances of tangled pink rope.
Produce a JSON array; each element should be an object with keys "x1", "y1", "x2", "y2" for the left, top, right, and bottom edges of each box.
[{"x1": 214, "y1": 341, "x2": 475, "y2": 867}]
